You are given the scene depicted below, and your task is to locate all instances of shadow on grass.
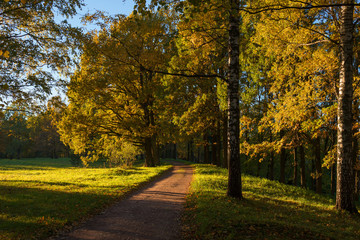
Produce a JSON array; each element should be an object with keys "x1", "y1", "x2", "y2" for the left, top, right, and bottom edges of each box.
[
  {"x1": 0, "y1": 184, "x2": 119, "y2": 240},
  {"x1": 185, "y1": 164, "x2": 360, "y2": 240}
]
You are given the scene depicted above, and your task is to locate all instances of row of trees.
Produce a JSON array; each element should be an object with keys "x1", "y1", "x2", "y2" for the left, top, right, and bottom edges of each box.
[
  {"x1": 2, "y1": 0, "x2": 360, "y2": 213},
  {"x1": 0, "y1": 98, "x2": 67, "y2": 159}
]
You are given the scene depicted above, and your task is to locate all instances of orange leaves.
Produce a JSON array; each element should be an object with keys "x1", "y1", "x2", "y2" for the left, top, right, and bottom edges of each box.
[{"x1": 0, "y1": 50, "x2": 10, "y2": 58}]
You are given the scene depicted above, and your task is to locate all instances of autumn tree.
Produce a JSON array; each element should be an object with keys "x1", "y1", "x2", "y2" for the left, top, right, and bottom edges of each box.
[
  {"x1": 0, "y1": 0, "x2": 83, "y2": 108},
  {"x1": 245, "y1": 0, "x2": 359, "y2": 212},
  {"x1": 59, "y1": 11, "x2": 175, "y2": 167},
  {"x1": 164, "y1": 0, "x2": 228, "y2": 166}
]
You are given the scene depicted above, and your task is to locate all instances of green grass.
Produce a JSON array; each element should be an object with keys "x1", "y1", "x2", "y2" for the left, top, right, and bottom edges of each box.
[
  {"x1": 0, "y1": 158, "x2": 171, "y2": 240},
  {"x1": 183, "y1": 164, "x2": 360, "y2": 240}
]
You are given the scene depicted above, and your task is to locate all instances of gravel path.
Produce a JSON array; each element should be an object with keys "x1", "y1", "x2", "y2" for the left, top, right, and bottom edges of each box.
[{"x1": 55, "y1": 161, "x2": 193, "y2": 240}]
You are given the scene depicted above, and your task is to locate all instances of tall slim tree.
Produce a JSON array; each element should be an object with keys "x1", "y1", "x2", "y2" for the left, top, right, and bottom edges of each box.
[
  {"x1": 336, "y1": 0, "x2": 357, "y2": 213},
  {"x1": 227, "y1": 0, "x2": 242, "y2": 199}
]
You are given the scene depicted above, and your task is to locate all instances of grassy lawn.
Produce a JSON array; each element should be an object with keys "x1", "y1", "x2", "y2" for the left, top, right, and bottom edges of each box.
[
  {"x1": 183, "y1": 164, "x2": 360, "y2": 240},
  {"x1": 0, "y1": 158, "x2": 171, "y2": 240}
]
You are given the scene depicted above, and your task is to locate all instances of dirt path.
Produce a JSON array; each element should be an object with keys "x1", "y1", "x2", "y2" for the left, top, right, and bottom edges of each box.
[{"x1": 54, "y1": 161, "x2": 193, "y2": 240}]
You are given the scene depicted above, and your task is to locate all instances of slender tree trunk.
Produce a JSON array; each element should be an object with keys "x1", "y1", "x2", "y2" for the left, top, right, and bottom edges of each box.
[
  {"x1": 353, "y1": 100, "x2": 359, "y2": 200},
  {"x1": 299, "y1": 145, "x2": 306, "y2": 188},
  {"x1": 267, "y1": 133, "x2": 274, "y2": 180},
  {"x1": 190, "y1": 139, "x2": 194, "y2": 162},
  {"x1": 212, "y1": 137, "x2": 217, "y2": 165},
  {"x1": 187, "y1": 141, "x2": 190, "y2": 161},
  {"x1": 293, "y1": 147, "x2": 298, "y2": 186},
  {"x1": 173, "y1": 143, "x2": 177, "y2": 159},
  {"x1": 336, "y1": 0, "x2": 357, "y2": 213},
  {"x1": 280, "y1": 147, "x2": 286, "y2": 183},
  {"x1": 257, "y1": 133, "x2": 263, "y2": 177},
  {"x1": 313, "y1": 137, "x2": 322, "y2": 194},
  {"x1": 216, "y1": 121, "x2": 221, "y2": 166},
  {"x1": 331, "y1": 163, "x2": 337, "y2": 195},
  {"x1": 227, "y1": 0, "x2": 242, "y2": 199},
  {"x1": 267, "y1": 152, "x2": 274, "y2": 180},
  {"x1": 152, "y1": 135, "x2": 159, "y2": 165},
  {"x1": 204, "y1": 133, "x2": 210, "y2": 163},
  {"x1": 311, "y1": 159, "x2": 316, "y2": 191},
  {"x1": 223, "y1": 113, "x2": 228, "y2": 168}
]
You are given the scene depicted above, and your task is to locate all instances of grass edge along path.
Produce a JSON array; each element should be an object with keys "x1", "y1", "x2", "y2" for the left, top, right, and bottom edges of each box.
[
  {"x1": 182, "y1": 163, "x2": 360, "y2": 240},
  {"x1": 0, "y1": 158, "x2": 172, "y2": 240}
]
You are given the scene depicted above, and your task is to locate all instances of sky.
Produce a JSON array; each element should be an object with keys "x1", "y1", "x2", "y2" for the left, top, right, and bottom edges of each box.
[
  {"x1": 51, "y1": 1, "x2": 149, "y2": 99},
  {"x1": 61, "y1": 0, "x2": 136, "y2": 30}
]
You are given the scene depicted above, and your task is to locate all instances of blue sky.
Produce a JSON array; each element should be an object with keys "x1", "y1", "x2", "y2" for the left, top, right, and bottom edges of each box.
[{"x1": 62, "y1": 0, "x2": 136, "y2": 30}]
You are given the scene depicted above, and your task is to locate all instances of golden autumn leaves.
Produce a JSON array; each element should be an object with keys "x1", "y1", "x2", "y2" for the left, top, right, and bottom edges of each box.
[
  {"x1": 0, "y1": 50, "x2": 10, "y2": 58},
  {"x1": 4, "y1": 0, "x2": 27, "y2": 4}
]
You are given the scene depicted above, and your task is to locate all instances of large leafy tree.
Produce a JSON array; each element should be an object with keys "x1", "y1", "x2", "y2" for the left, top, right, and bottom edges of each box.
[
  {"x1": 59, "y1": 11, "x2": 175, "y2": 167},
  {"x1": 0, "y1": 0, "x2": 83, "y2": 107}
]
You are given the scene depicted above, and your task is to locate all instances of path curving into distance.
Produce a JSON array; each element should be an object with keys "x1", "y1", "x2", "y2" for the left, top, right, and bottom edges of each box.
[{"x1": 54, "y1": 161, "x2": 193, "y2": 240}]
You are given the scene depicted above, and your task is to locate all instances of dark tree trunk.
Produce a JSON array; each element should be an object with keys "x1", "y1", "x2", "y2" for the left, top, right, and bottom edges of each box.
[
  {"x1": 216, "y1": 121, "x2": 221, "y2": 166},
  {"x1": 144, "y1": 137, "x2": 155, "y2": 167},
  {"x1": 256, "y1": 133, "x2": 263, "y2": 177},
  {"x1": 152, "y1": 136, "x2": 159, "y2": 165},
  {"x1": 311, "y1": 159, "x2": 316, "y2": 191},
  {"x1": 331, "y1": 163, "x2": 337, "y2": 195},
  {"x1": 299, "y1": 145, "x2": 306, "y2": 188},
  {"x1": 280, "y1": 148, "x2": 286, "y2": 183},
  {"x1": 227, "y1": 0, "x2": 242, "y2": 199},
  {"x1": 204, "y1": 133, "x2": 210, "y2": 163},
  {"x1": 190, "y1": 139, "x2": 194, "y2": 162},
  {"x1": 223, "y1": 113, "x2": 228, "y2": 168},
  {"x1": 267, "y1": 133, "x2": 274, "y2": 180},
  {"x1": 336, "y1": 0, "x2": 357, "y2": 213},
  {"x1": 187, "y1": 141, "x2": 190, "y2": 161},
  {"x1": 267, "y1": 151, "x2": 274, "y2": 181},
  {"x1": 173, "y1": 143, "x2": 177, "y2": 159},
  {"x1": 353, "y1": 100, "x2": 359, "y2": 200},
  {"x1": 293, "y1": 147, "x2": 298, "y2": 186},
  {"x1": 212, "y1": 138, "x2": 217, "y2": 165},
  {"x1": 313, "y1": 137, "x2": 322, "y2": 194}
]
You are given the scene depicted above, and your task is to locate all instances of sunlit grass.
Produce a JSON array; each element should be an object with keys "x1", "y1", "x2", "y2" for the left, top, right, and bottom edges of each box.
[
  {"x1": 0, "y1": 158, "x2": 171, "y2": 240},
  {"x1": 183, "y1": 164, "x2": 360, "y2": 240}
]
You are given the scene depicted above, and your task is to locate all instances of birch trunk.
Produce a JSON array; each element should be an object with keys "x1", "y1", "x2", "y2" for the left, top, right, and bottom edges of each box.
[
  {"x1": 336, "y1": 0, "x2": 357, "y2": 213},
  {"x1": 227, "y1": 0, "x2": 242, "y2": 199}
]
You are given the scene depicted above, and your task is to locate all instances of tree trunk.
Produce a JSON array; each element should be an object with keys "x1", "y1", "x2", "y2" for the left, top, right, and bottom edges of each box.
[
  {"x1": 216, "y1": 121, "x2": 221, "y2": 166},
  {"x1": 353, "y1": 100, "x2": 359, "y2": 200},
  {"x1": 227, "y1": 0, "x2": 242, "y2": 199},
  {"x1": 336, "y1": 0, "x2": 357, "y2": 213},
  {"x1": 313, "y1": 137, "x2": 322, "y2": 194},
  {"x1": 204, "y1": 133, "x2": 210, "y2": 163},
  {"x1": 299, "y1": 145, "x2": 306, "y2": 188},
  {"x1": 331, "y1": 163, "x2": 337, "y2": 195},
  {"x1": 311, "y1": 158, "x2": 316, "y2": 191},
  {"x1": 212, "y1": 137, "x2": 217, "y2": 165},
  {"x1": 144, "y1": 137, "x2": 155, "y2": 167},
  {"x1": 187, "y1": 141, "x2": 190, "y2": 161},
  {"x1": 152, "y1": 135, "x2": 159, "y2": 165},
  {"x1": 267, "y1": 152, "x2": 274, "y2": 181},
  {"x1": 267, "y1": 133, "x2": 274, "y2": 180},
  {"x1": 280, "y1": 148, "x2": 286, "y2": 183},
  {"x1": 293, "y1": 147, "x2": 298, "y2": 186},
  {"x1": 223, "y1": 113, "x2": 228, "y2": 168},
  {"x1": 257, "y1": 133, "x2": 263, "y2": 177},
  {"x1": 173, "y1": 143, "x2": 177, "y2": 159}
]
